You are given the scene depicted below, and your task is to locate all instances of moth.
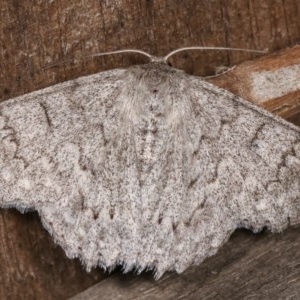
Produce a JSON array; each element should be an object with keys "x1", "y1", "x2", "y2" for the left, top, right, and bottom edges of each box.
[{"x1": 1, "y1": 47, "x2": 299, "y2": 279}]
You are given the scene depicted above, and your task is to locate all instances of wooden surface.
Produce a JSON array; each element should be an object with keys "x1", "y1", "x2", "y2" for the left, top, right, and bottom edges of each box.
[
  {"x1": 207, "y1": 46, "x2": 300, "y2": 125},
  {"x1": 208, "y1": 46, "x2": 300, "y2": 123},
  {"x1": 0, "y1": 1, "x2": 300, "y2": 299},
  {"x1": 71, "y1": 228, "x2": 300, "y2": 300}
]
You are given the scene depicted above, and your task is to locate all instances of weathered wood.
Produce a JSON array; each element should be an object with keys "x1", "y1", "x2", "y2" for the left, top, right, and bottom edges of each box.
[
  {"x1": 208, "y1": 46, "x2": 300, "y2": 125},
  {"x1": 70, "y1": 227, "x2": 300, "y2": 300},
  {"x1": 1, "y1": 0, "x2": 300, "y2": 102},
  {"x1": 0, "y1": 1, "x2": 300, "y2": 299}
]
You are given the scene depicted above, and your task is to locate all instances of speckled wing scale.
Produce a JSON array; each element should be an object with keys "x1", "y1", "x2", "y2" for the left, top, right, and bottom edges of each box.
[{"x1": 1, "y1": 58, "x2": 300, "y2": 279}]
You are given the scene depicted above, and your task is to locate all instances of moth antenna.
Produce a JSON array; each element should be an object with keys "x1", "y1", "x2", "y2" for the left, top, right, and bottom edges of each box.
[
  {"x1": 91, "y1": 49, "x2": 153, "y2": 61},
  {"x1": 43, "y1": 49, "x2": 153, "y2": 69},
  {"x1": 164, "y1": 46, "x2": 267, "y2": 62}
]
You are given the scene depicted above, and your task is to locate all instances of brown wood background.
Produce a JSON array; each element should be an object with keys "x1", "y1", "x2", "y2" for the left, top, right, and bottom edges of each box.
[{"x1": 1, "y1": 1, "x2": 300, "y2": 299}]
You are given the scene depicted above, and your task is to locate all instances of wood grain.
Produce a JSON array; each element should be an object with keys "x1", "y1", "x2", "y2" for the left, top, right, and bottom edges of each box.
[
  {"x1": 208, "y1": 46, "x2": 300, "y2": 125},
  {"x1": 70, "y1": 227, "x2": 300, "y2": 300}
]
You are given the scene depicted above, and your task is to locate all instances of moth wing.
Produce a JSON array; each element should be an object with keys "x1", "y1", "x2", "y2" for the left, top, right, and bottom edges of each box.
[
  {"x1": 0, "y1": 69, "x2": 132, "y2": 266},
  {"x1": 174, "y1": 77, "x2": 300, "y2": 272},
  {"x1": 1, "y1": 65, "x2": 300, "y2": 279}
]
